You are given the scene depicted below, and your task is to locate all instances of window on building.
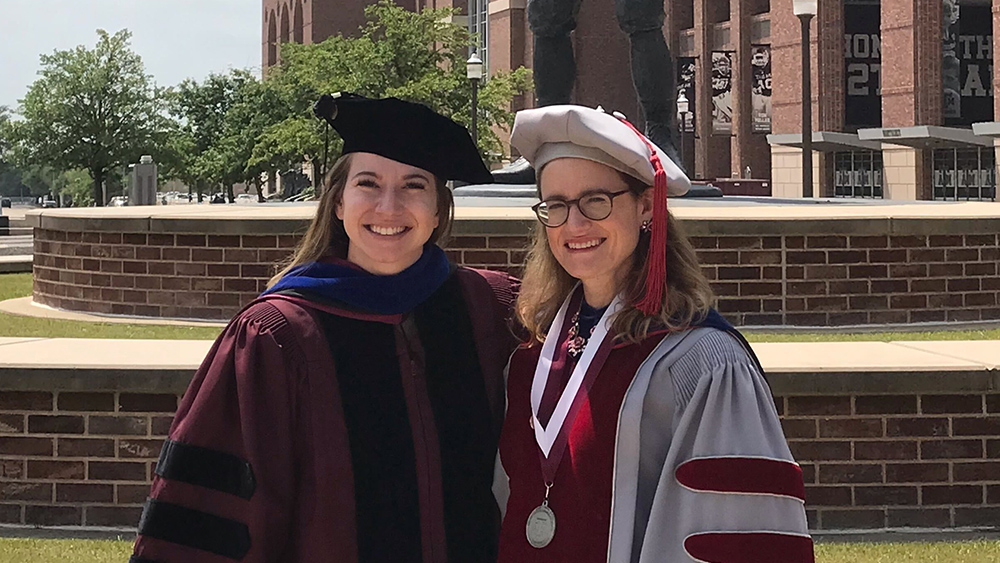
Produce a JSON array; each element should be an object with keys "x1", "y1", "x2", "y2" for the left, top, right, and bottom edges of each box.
[
  {"x1": 834, "y1": 150, "x2": 884, "y2": 198},
  {"x1": 267, "y1": 12, "x2": 278, "y2": 67},
  {"x1": 933, "y1": 147, "x2": 996, "y2": 201},
  {"x1": 469, "y1": 0, "x2": 489, "y2": 75}
]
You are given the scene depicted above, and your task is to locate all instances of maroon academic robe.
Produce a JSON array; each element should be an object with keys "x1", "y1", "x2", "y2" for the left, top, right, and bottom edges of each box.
[
  {"x1": 497, "y1": 302, "x2": 664, "y2": 562},
  {"x1": 130, "y1": 267, "x2": 518, "y2": 563}
]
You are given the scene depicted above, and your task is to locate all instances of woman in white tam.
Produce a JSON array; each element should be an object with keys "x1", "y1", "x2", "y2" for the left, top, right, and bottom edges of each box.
[{"x1": 495, "y1": 105, "x2": 813, "y2": 563}]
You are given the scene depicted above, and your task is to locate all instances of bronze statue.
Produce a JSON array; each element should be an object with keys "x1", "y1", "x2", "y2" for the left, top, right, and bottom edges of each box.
[{"x1": 492, "y1": 0, "x2": 681, "y2": 183}]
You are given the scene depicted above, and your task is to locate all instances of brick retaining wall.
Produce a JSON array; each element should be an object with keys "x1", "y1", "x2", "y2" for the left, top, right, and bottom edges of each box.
[
  {"x1": 782, "y1": 392, "x2": 1000, "y2": 529},
  {"x1": 1, "y1": 369, "x2": 998, "y2": 531},
  {"x1": 1, "y1": 388, "x2": 177, "y2": 527},
  {"x1": 31, "y1": 226, "x2": 1000, "y2": 326}
]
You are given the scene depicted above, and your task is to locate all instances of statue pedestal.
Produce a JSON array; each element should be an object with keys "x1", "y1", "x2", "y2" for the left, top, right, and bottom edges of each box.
[{"x1": 453, "y1": 183, "x2": 724, "y2": 198}]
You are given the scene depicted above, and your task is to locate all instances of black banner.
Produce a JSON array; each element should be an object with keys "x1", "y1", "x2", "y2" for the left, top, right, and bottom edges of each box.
[
  {"x1": 676, "y1": 57, "x2": 696, "y2": 132},
  {"x1": 844, "y1": 0, "x2": 881, "y2": 129},
  {"x1": 751, "y1": 46, "x2": 772, "y2": 133},
  {"x1": 943, "y1": 0, "x2": 994, "y2": 126},
  {"x1": 712, "y1": 51, "x2": 734, "y2": 134}
]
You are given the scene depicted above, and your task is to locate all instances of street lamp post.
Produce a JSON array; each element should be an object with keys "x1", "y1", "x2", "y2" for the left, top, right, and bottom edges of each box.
[
  {"x1": 794, "y1": 0, "x2": 817, "y2": 198},
  {"x1": 466, "y1": 53, "x2": 484, "y2": 148},
  {"x1": 676, "y1": 91, "x2": 690, "y2": 171}
]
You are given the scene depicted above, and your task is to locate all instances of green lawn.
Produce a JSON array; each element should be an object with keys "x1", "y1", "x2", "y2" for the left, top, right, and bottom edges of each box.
[
  {"x1": 743, "y1": 327, "x2": 1000, "y2": 343},
  {"x1": 1, "y1": 538, "x2": 999, "y2": 562},
  {"x1": 815, "y1": 540, "x2": 1000, "y2": 562},
  {"x1": 1, "y1": 272, "x2": 998, "y2": 342},
  {"x1": 0, "y1": 273, "x2": 222, "y2": 340},
  {"x1": 0, "y1": 539, "x2": 132, "y2": 563}
]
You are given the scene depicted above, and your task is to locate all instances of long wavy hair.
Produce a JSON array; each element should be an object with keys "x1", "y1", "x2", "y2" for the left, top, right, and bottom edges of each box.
[
  {"x1": 268, "y1": 153, "x2": 454, "y2": 287},
  {"x1": 516, "y1": 171, "x2": 715, "y2": 345}
]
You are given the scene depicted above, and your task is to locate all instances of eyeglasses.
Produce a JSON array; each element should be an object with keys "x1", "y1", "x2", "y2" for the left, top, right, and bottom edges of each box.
[{"x1": 531, "y1": 190, "x2": 630, "y2": 228}]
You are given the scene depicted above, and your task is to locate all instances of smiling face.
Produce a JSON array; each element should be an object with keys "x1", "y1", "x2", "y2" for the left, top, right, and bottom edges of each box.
[
  {"x1": 336, "y1": 152, "x2": 441, "y2": 275},
  {"x1": 538, "y1": 157, "x2": 653, "y2": 307}
]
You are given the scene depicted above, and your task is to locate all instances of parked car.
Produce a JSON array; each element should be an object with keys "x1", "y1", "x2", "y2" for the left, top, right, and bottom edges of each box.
[
  {"x1": 0, "y1": 198, "x2": 11, "y2": 208},
  {"x1": 41, "y1": 198, "x2": 57, "y2": 209},
  {"x1": 109, "y1": 196, "x2": 128, "y2": 207}
]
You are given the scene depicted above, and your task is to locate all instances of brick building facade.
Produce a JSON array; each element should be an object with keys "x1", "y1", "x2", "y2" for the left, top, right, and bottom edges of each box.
[{"x1": 265, "y1": 0, "x2": 1000, "y2": 202}]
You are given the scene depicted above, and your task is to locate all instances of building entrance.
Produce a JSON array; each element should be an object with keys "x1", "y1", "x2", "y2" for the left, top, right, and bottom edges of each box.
[
  {"x1": 932, "y1": 147, "x2": 996, "y2": 201},
  {"x1": 834, "y1": 151, "x2": 884, "y2": 198}
]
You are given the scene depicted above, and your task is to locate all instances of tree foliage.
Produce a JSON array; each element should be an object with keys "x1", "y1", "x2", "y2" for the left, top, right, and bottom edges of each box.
[
  {"x1": 257, "y1": 0, "x2": 532, "y2": 186},
  {"x1": 163, "y1": 70, "x2": 265, "y2": 201},
  {"x1": 5, "y1": 8, "x2": 531, "y2": 204},
  {"x1": 0, "y1": 106, "x2": 11, "y2": 175},
  {"x1": 6, "y1": 30, "x2": 165, "y2": 205},
  {"x1": 54, "y1": 169, "x2": 95, "y2": 207}
]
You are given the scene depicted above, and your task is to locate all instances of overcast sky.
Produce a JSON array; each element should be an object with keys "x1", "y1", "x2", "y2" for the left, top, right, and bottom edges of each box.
[{"x1": 0, "y1": 0, "x2": 262, "y2": 109}]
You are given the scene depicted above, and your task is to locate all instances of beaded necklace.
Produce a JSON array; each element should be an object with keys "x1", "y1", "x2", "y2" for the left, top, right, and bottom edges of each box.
[{"x1": 566, "y1": 302, "x2": 608, "y2": 359}]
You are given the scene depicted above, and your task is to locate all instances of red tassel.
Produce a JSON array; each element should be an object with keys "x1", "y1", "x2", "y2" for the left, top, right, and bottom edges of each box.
[
  {"x1": 636, "y1": 164, "x2": 668, "y2": 315},
  {"x1": 615, "y1": 116, "x2": 669, "y2": 316}
]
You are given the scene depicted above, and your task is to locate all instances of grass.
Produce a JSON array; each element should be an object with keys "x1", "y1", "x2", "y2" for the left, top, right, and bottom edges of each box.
[
  {"x1": 744, "y1": 327, "x2": 1000, "y2": 343},
  {"x1": 814, "y1": 540, "x2": 1000, "y2": 562},
  {"x1": 1, "y1": 272, "x2": 998, "y2": 342},
  {"x1": 0, "y1": 538, "x2": 999, "y2": 562},
  {"x1": 0, "y1": 538, "x2": 132, "y2": 563},
  {"x1": 0, "y1": 273, "x2": 222, "y2": 340}
]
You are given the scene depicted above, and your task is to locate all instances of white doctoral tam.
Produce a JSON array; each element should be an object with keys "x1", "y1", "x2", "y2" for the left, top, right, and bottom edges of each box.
[{"x1": 510, "y1": 104, "x2": 691, "y2": 196}]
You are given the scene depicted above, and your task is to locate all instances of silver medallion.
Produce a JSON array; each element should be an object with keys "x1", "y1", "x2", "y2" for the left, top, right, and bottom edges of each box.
[{"x1": 526, "y1": 502, "x2": 556, "y2": 548}]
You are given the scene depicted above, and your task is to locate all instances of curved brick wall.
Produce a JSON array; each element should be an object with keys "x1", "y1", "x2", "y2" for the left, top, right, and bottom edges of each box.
[{"x1": 26, "y1": 203, "x2": 1000, "y2": 326}]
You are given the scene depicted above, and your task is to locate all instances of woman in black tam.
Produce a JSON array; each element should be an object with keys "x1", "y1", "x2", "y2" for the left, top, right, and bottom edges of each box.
[{"x1": 130, "y1": 93, "x2": 519, "y2": 563}]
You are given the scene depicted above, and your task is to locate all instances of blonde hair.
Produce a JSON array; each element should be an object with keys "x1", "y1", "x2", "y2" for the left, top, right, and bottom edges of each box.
[
  {"x1": 516, "y1": 172, "x2": 715, "y2": 345},
  {"x1": 268, "y1": 153, "x2": 454, "y2": 287}
]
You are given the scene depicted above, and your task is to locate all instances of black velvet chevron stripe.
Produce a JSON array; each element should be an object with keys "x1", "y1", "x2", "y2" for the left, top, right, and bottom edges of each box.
[
  {"x1": 155, "y1": 439, "x2": 256, "y2": 500},
  {"x1": 138, "y1": 499, "x2": 251, "y2": 560}
]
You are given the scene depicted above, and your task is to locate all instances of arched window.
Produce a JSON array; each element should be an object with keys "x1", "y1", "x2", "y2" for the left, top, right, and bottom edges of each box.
[
  {"x1": 280, "y1": 4, "x2": 291, "y2": 45},
  {"x1": 294, "y1": 0, "x2": 305, "y2": 43},
  {"x1": 267, "y1": 11, "x2": 278, "y2": 67}
]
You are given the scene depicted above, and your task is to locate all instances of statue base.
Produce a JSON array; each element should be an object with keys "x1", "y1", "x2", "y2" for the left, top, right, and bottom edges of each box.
[{"x1": 453, "y1": 182, "x2": 724, "y2": 198}]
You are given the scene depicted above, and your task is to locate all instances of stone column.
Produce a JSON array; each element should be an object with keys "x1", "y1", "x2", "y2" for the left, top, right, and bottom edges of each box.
[
  {"x1": 488, "y1": 0, "x2": 528, "y2": 78},
  {"x1": 880, "y1": 0, "x2": 942, "y2": 200},
  {"x1": 993, "y1": 0, "x2": 1000, "y2": 182},
  {"x1": 770, "y1": 0, "x2": 844, "y2": 197},
  {"x1": 769, "y1": 0, "x2": 820, "y2": 196},
  {"x1": 995, "y1": 0, "x2": 1000, "y2": 119},
  {"x1": 692, "y1": 0, "x2": 731, "y2": 180},
  {"x1": 728, "y1": 2, "x2": 778, "y2": 183},
  {"x1": 816, "y1": 0, "x2": 845, "y2": 197},
  {"x1": 730, "y1": 0, "x2": 754, "y2": 178},
  {"x1": 488, "y1": 0, "x2": 529, "y2": 159}
]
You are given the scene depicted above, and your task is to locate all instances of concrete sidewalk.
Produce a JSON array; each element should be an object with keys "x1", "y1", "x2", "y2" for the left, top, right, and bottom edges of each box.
[
  {"x1": 0, "y1": 296, "x2": 227, "y2": 327},
  {"x1": 0, "y1": 336, "x2": 997, "y2": 374}
]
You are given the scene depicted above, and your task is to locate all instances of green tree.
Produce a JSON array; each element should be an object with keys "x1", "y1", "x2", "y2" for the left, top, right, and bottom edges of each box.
[
  {"x1": 8, "y1": 30, "x2": 164, "y2": 206},
  {"x1": 214, "y1": 76, "x2": 291, "y2": 202},
  {"x1": 257, "y1": 0, "x2": 532, "y2": 190},
  {"x1": 0, "y1": 106, "x2": 11, "y2": 176},
  {"x1": 55, "y1": 169, "x2": 95, "y2": 207},
  {"x1": 164, "y1": 70, "x2": 264, "y2": 202}
]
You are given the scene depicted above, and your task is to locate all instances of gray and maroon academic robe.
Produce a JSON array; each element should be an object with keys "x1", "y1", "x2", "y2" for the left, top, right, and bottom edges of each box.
[
  {"x1": 130, "y1": 268, "x2": 518, "y2": 563},
  {"x1": 496, "y1": 327, "x2": 814, "y2": 563}
]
